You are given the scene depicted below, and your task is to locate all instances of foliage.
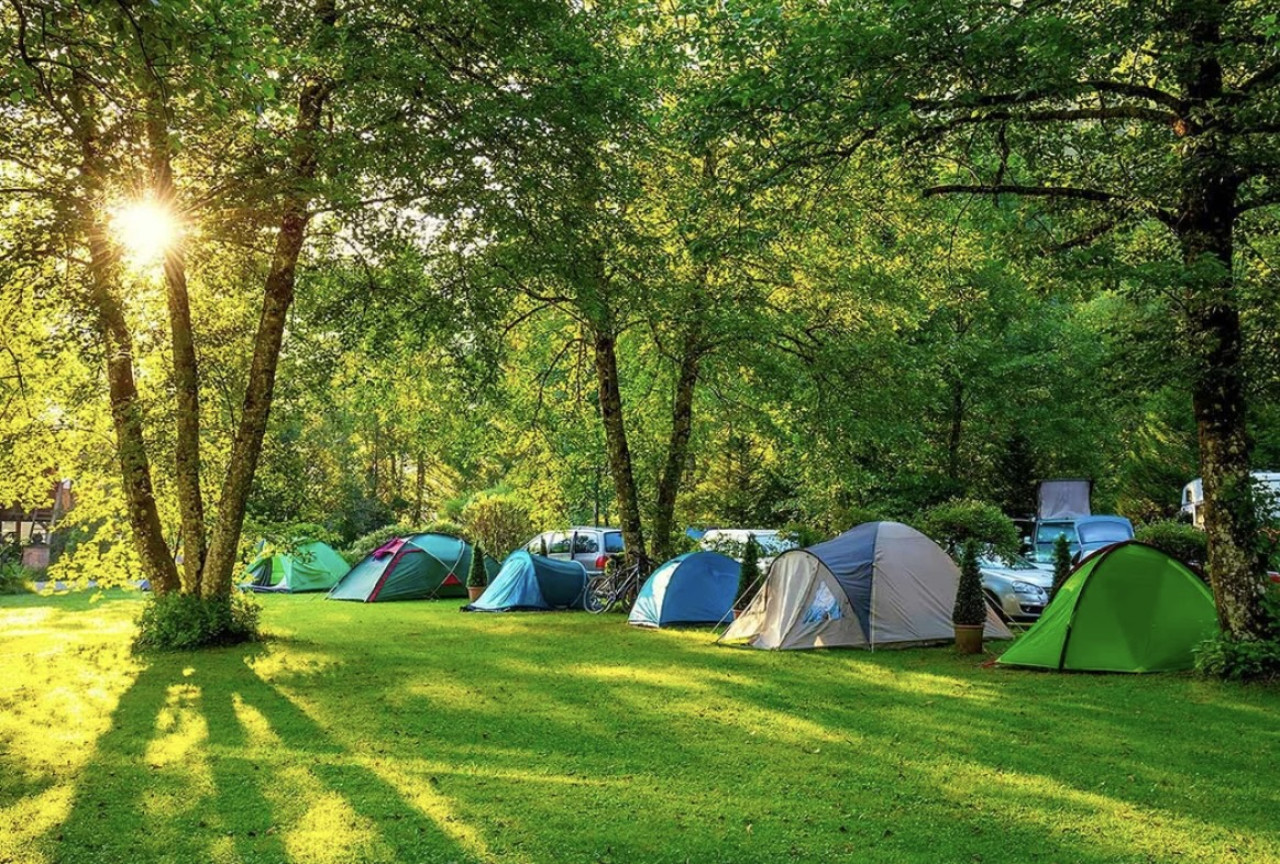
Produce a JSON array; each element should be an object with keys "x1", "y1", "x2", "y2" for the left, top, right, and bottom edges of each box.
[
  {"x1": 133, "y1": 593, "x2": 260, "y2": 652},
  {"x1": 342, "y1": 525, "x2": 413, "y2": 566},
  {"x1": 461, "y1": 492, "x2": 534, "y2": 560},
  {"x1": 1135, "y1": 521, "x2": 1208, "y2": 568},
  {"x1": 920, "y1": 499, "x2": 1020, "y2": 561},
  {"x1": 737, "y1": 533, "x2": 760, "y2": 607},
  {"x1": 467, "y1": 543, "x2": 488, "y2": 589},
  {"x1": 953, "y1": 540, "x2": 987, "y2": 627},
  {"x1": 1051, "y1": 534, "x2": 1074, "y2": 600},
  {"x1": 779, "y1": 523, "x2": 824, "y2": 549},
  {"x1": 0, "y1": 561, "x2": 33, "y2": 595}
]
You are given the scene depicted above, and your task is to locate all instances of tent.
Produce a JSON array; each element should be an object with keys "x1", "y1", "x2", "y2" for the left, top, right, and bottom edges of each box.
[
  {"x1": 328, "y1": 533, "x2": 497, "y2": 602},
  {"x1": 629, "y1": 551, "x2": 740, "y2": 628},
  {"x1": 720, "y1": 521, "x2": 1011, "y2": 650},
  {"x1": 242, "y1": 541, "x2": 350, "y2": 593},
  {"x1": 997, "y1": 542, "x2": 1218, "y2": 673},
  {"x1": 464, "y1": 550, "x2": 588, "y2": 612},
  {"x1": 1038, "y1": 478, "x2": 1092, "y2": 519}
]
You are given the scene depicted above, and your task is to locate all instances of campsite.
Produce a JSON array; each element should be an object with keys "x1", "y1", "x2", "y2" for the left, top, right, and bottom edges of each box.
[{"x1": 3, "y1": 1, "x2": 1280, "y2": 863}]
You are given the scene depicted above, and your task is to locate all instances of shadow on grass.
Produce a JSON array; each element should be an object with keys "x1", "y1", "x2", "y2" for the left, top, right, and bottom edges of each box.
[{"x1": 46, "y1": 643, "x2": 495, "y2": 864}]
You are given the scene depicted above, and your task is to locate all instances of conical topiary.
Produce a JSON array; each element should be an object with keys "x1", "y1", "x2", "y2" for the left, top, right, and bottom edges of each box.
[
  {"x1": 953, "y1": 539, "x2": 987, "y2": 627},
  {"x1": 738, "y1": 534, "x2": 760, "y2": 607},
  {"x1": 468, "y1": 543, "x2": 488, "y2": 588},
  {"x1": 1051, "y1": 533, "x2": 1072, "y2": 601}
]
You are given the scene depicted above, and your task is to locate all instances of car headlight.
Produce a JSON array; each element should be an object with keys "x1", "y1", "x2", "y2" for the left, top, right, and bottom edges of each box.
[{"x1": 1012, "y1": 581, "x2": 1046, "y2": 598}]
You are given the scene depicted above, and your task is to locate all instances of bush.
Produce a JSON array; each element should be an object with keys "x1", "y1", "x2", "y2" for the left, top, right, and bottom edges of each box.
[
  {"x1": 1135, "y1": 520, "x2": 1207, "y2": 566},
  {"x1": 1051, "y1": 533, "x2": 1073, "y2": 600},
  {"x1": 134, "y1": 592, "x2": 260, "y2": 652},
  {"x1": 468, "y1": 543, "x2": 488, "y2": 588},
  {"x1": 0, "y1": 560, "x2": 33, "y2": 595},
  {"x1": 920, "y1": 498, "x2": 1021, "y2": 561},
  {"x1": 1194, "y1": 634, "x2": 1280, "y2": 682},
  {"x1": 461, "y1": 493, "x2": 534, "y2": 560},
  {"x1": 737, "y1": 534, "x2": 760, "y2": 607},
  {"x1": 953, "y1": 540, "x2": 987, "y2": 626}
]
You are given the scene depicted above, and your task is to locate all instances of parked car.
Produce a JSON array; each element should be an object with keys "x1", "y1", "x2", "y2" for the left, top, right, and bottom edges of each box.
[
  {"x1": 524, "y1": 526, "x2": 624, "y2": 575},
  {"x1": 979, "y1": 555, "x2": 1054, "y2": 621},
  {"x1": 1030, "y1": 515, "x2": 1134, "y2": 565},
  {"x1": 699, "y1": 529, "x2": 798, "y2": 573}
]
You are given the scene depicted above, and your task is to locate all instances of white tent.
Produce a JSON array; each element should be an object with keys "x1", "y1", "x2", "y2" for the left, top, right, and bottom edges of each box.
[{"x1": 720, "y1": 521, "x2": 1010, "y2": 650}]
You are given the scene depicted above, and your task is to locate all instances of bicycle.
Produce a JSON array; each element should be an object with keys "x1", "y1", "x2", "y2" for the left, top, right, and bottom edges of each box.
[{"x1": 584, "y1": 558, "x2": 645, "y2": 614}]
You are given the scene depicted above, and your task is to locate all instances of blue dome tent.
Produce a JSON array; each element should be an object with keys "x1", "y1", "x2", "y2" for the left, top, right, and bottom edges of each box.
[
  {"x1": 464, "y1": 550, "x2": 589, "y2": 612},
  {"x1": 629, "y1": 551, "x2": 740, "y2": 628}
]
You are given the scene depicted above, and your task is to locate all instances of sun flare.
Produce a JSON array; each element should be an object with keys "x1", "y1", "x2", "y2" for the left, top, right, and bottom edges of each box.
[{"x1": 110, "y1": 199, "x2": 180, "y2": 265}]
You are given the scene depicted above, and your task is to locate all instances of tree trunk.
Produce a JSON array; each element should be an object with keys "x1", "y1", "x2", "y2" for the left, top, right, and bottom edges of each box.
[
  {"x1": 415, "y1": 448, "x2": 427, "y2": 523},
  {"x1": 592, "y1": 326, "x2": 647, "y2": 569},
  {"x1": 147, "y1": 99, "x2": 206, "y2": 594},
  {"x1": 200, "y1": 68, "x2": 332, "y2": 598},
  {"x1": 72, "y1": 83, "x2": 180, "y2": 594},
  {"x1": 652, "y1": 328, "x2": 702, "y2": 561},
  {"x1": 1176, "y1": 3, "x2": 1268, "y2": 640}
]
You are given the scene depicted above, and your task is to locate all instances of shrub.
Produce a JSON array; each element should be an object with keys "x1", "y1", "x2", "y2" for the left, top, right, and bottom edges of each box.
[
  {"x1": 1135, "y1": 520, "x2": 1207, "y2": 566},
  {"x1": 462, "y1": 493, "x2": 534, "y2": 560},
  {"x1": 343, "y1": 524, "x2": 414, "y2": 564},
  {"x1": 920, "y1": 498, "x2": 1020, "y2": 562},
  {"x1": 953, "y1": 539, "x2": 987, "y2": 626},
  {"x1": 1051, "y1": 533, "x2": 1073, "y2": 600},
  {"x1": 468, "y1": 543, "x2": 488, "y2": 588},
  {"x1": 0, "y1": 560, "x2": 33, "y2": 595},
  {"x1": 1194, "y1": 634, "x2": 1280, "y2": 682},
  {"x1": 134, "y1": 592, "x2": 260, "y2": 652},
  {"x1": 737, "y1": 533, "x2": 760, "y2": 607},
  {"x1": 539, "y1": 535, "x2": 549, "y2": 556}
]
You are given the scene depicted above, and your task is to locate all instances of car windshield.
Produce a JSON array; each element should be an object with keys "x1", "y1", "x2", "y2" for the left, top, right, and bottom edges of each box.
[
  {"x1": 980, "y1": 555, "x2": 1038, "y2": 570},
  {"x1": 755, "y1": 534, "x2": 797, "y2": 555},
  {"x1": 1078, "y1": 522, "x2": 1132, "y2": 543},
  {"x1": 1037, "y1": 524, "x2": 1077, "y2": 544}
]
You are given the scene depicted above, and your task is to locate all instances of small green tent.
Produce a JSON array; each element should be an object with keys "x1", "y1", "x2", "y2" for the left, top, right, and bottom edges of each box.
[
  {"x1": 328, "y1": 533, "x2": 499, "y2": 602},
  {"x1": 998, "y1": 542, "x2": 1217, "y2": 673},
  {"x1": 243, "y1": 541, "x2": 350, "y2": 594}
]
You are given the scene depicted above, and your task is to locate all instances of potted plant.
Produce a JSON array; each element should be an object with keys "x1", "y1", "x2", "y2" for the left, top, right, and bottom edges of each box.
[
  {"x1": 467, "y1": 543, "x2": 488, "y2": 602},
  {"x1": 1050, "y1": 533, "x2": 1072, "y2": 602},
  {"x1": 953, "y1": 539, "x2": 986, "y2": 654},
  {"x1": 735, "y1": 533, "x2": 760, "y2": 617}
]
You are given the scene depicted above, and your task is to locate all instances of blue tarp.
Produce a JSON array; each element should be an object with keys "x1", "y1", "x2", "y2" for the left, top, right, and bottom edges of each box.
[
  {"x1": 629, "y1": 551, "x2": 740, "y2": 628},
  {"x1": 464, "y1": 550, "x2": 589, "y2": 612}
]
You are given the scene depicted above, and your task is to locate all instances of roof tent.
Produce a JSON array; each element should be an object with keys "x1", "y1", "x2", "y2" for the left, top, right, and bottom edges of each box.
[
  {"x1": 328, "y1": 533, "x2": 497, "y2": 602},
  {"x1": 464, "y1": 550, "x2": 589, "y2": 612},
  {"x1": 998, "y1": 542, "x2": 1218, "y2": 672},
  {"x1": 629, "y1": 551, "x2": 740, "y2": 628},
  {"x1": 1038, "y1": 478, "x2": 1092, "y2": 520},
  {"x1": 243, "y1": 541, "x2": 350, "y2": 593},
  {"x1": 720, "y1": 521, "x2": 1011, "y2": 650}
]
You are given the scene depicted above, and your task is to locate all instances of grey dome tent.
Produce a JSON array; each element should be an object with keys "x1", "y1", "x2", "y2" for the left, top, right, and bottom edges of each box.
[{"x1": 720, "y1": 521, "x2": 1011, "y2": 650}]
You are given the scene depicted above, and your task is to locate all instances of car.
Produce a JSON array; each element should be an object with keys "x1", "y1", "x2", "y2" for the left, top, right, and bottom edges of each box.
[
  {"x1": 1030, "y1": 515, "x2": 1134, "y2": 565},
  {"x1": 524, "y1": 526, "x2": 624, "y2": 575},
  {"x1": 979, "y1": 554, "x2": 1054, "y2": 621},
  {"x1": 699, "y1": 529, "x2": 799, "y2": 572}
]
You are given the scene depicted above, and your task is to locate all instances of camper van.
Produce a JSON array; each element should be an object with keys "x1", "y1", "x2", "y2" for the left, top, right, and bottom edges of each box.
[{"x1": 1181, "y1": 472, "x2": 1280, "y2": 528}]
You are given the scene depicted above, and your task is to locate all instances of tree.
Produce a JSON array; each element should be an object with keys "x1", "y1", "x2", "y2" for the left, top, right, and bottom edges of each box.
[
  {"x1": 1051, "y1": 534, "x2": 1074, "y2": 601},
  {"x1": 737, "y1": 532, "x2": 760, "y2": 608},
  {"x1": 690, "y1": 0, "x2": 1280, "y2": 639}
]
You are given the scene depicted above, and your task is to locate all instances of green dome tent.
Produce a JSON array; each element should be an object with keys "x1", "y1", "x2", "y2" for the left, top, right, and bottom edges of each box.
[
  {"x1": 998, "y1": 542, "x2": 1218, "y2": 673},
  {"x1": 242, "y1": 541, "x2": 350, "y2": 594},
  {"x1": 328, "y1": 533, "x2": 498, "y2": 602}
]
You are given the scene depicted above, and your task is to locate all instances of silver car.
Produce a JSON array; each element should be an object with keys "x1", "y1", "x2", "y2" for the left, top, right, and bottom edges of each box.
[
  {"x1": 979, "y1": 555, "x2": 1054, "y2": 622},
  {"x1": 525, "y1": 527, "x2": 624, "y2": 575}
]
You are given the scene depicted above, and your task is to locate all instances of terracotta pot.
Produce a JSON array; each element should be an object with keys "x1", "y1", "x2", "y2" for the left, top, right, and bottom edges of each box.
[
  {"x1": 954, "y1": 624, "x2": 984, "y2": 655},
  {"x1": 467, "y1": 586, "x2": 486, "y2": 602}
]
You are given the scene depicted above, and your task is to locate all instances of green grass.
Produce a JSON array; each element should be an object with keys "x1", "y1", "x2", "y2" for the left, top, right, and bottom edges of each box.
[{"x1": 2, "y1": 592, "x2": 1279, "y2": 864}]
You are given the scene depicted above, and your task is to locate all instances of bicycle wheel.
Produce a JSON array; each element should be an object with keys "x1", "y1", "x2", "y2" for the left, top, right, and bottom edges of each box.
[{"x1": 584, "y1": 575, "x2": 613, "y2": 614}]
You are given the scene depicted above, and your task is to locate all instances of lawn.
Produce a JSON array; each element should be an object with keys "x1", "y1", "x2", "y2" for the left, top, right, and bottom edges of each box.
[{"x1": 2, "y1": 592, "x2": 1278, "y2": 864}]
